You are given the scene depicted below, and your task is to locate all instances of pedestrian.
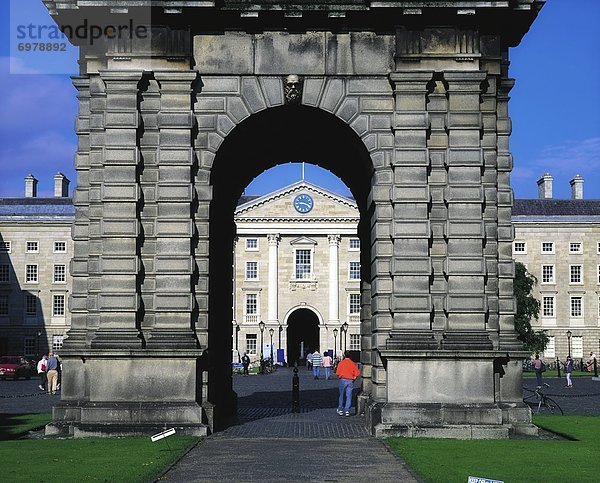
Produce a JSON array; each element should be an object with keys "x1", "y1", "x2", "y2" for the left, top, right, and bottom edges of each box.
[
  {"x1": 311, "y1": 349, "x2": 322, "y2": 379},
  {"x1": 37, "y1": 354, "x2": 47, "y2": 391},
  {"x1": 306, "y1": 351, "x2": 313, "y2": 371},
  {"x1": 322, "y1": 351, "x2": 333, "y2": 380},
  {"x1": 336, "y1": 350, "x2": 360, "y2": 417},
  {"x1": 533, "y1": 353, "x2": 545, "y2": 387},
  {"x1": 565, "y1": 355, "x2": 573, "y2": 388},
  {"x1": 585, "y1": 352, "x2": 597, "y2": 372},
  {"x1": 46, "y1": 352, "x2": 59, "y2": 395},
  {"x1": 241, "y1": 352, "x2": 250, "y2": 376}
]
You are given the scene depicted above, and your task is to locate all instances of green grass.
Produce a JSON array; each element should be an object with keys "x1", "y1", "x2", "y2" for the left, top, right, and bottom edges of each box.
[
  {"x1": 0, "y1": 414, "x2": 199, "y2": 482},
  {"x1": 522, "y1": 370, "x2": 594, "y2": 378},
  {"x1": 0, "y1": 413, "x2": 52, "y2": 439},
  {"x1": 387, "y1": 416, "x2": 600, "y2": 483}
]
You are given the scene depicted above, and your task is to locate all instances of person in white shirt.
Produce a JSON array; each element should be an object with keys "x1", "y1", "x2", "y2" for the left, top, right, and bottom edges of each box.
[{"x1": 36, "y1": 355, "x2": 47, "y2": 391}]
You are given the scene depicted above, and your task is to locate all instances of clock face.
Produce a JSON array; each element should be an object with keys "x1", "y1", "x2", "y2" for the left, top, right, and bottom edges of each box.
[{"x1": 293, "y1": 194, "x2": 314, "y2": 214}]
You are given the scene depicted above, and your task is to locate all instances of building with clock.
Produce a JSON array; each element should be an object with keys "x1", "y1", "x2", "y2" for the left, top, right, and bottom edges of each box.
[{"x1": 232, "y1": 180, "x2": 362, "y2": 364}]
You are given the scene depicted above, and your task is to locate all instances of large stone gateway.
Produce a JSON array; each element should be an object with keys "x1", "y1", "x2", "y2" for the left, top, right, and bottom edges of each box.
[{"x1": 44, "y1": 0, "x2": 545, "y2": 438}]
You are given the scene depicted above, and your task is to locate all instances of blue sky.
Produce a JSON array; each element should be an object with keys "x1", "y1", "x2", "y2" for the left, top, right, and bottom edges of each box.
[{"x1": 0, "y1": 0, "x2": 598, "y2": 199}]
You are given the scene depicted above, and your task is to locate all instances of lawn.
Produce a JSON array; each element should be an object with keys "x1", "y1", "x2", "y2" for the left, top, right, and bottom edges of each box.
[
  {"x1": 0, "y1": 414, "x2": 199, "y2": 482},
  {"x1": 387, "y1": 416, "x2": 600, "y2": 483}
]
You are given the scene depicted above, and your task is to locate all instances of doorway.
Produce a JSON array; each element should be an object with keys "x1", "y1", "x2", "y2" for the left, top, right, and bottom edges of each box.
[{"x1": 286, "y1": 308, "x2": 320, "y2": 366}]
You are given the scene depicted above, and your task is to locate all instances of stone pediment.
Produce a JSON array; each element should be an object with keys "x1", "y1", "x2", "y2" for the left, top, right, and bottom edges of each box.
[
  {"x1": 235, "y1": 181, "x2": 359, "y2": 221},
  {"x1": 289, "y1": 236, "x2": 317, "y2": 246}
]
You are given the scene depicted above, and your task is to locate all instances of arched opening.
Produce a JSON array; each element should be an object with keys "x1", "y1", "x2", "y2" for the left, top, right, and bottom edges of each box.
[
  {"x1": 207, "y1": 104, "x2": 373, "y2": 421},
  {"x1": 286, "y1": 308, "x2": 320, "y2": 366}
]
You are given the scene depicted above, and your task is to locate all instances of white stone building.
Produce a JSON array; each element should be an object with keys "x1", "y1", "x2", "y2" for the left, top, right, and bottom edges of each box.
[
  {"x1": 0, "y1": 174, "x2": 74, "y2": 356},
  {"x1": 513, "y1": 174, "x2": 600, "y2": 361},
  {"x1": 232, "y1": 181, "x2": 361, "y2": 364}
]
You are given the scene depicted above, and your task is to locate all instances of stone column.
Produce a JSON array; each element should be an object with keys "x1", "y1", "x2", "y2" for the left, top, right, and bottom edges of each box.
[
  {"x1": 442, "y1": 71, "x2": 491, "y2": 350},
  {"x1": 328, "y1": 235, "x2": 340, "y2": 326},
  {"x1": 387, "y1": 71, "x2": 436, "y2": 350},
  {"x1": 149, "y1": 71, "x2": 199, "y2": 348},
  {"x1": 66, "y1": 76, "x2": 91, "y2": 349},
  {"x1": 91, "y1": 71, "x2": 143, "y2": 348},
  {"x1": 267, "y1": 234, "x2": 280, "y2": 324}
]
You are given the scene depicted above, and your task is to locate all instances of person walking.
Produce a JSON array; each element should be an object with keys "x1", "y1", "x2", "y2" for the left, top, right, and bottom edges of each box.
[
  {"x1": 336, "y1": 350, "x2": 360, "y2": 416},
  {"x1": 46, "y1": 352, "x2": 59, "y2": 395},
  {"x1": 37, "y1": 355, "x2": 47, "y2": 391},
  {"x1": 311, "y1": 349, "x2": 323, "y2": 379},
  {"x1": 322, "y1": 351, "x2": 333, "y2": 380},
  {"x1": 241, "y1": 352, "x2": 250, "y2": 376},
  {"x1": 533, "y1": 354, "x2": 545, "y2": 387},
  {"x1": 306, "y1": 352, "x2": 313, "y2": 371},
  {"x1": 565, "y1": 355, "x2": 574, "y2": 388}
]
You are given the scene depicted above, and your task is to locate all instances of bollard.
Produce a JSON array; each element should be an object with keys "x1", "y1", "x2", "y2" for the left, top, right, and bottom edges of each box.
[
  {"x1": 292, "y1": 364, "x2": 300, "y2": 413},
  {"x1": 595, "y1": 357, "x2": 598, "y2": 377},
  {"x1": 556, "y1": 356, "x2": 561, "y2": 379}
]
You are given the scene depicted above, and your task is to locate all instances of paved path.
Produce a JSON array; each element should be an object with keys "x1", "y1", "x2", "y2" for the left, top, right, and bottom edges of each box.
[{"x1": 161, "y1": 367, "x2": 419, "y2": 482}]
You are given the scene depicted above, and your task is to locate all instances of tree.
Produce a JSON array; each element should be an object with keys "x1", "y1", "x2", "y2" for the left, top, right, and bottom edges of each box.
[{"x1": 514, "y1": 261, "x2": 549, "y2": 354}]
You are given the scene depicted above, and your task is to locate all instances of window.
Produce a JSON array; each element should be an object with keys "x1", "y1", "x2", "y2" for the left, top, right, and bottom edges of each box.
[
  {"x1": 245, "y1": 261, "x2": 258, "y2": 280},
  {"x1": 24, "y1": 337, "x2": 36, "y2": 357},
  {"x1": 349, "y1": 261, "x2": 361, "y2": 280},
  {"x1": 349, "y1": 293, "x2": 361, "y2": 314},
  {"x1": 598, "y1": 296, "x2": 600, "y2": 318},
  {"x1": 541, "y1": 265, "x2": 554, "y2": 284},
  {"x1": 544, "y1": 336, "x2": 555, "y2": 358},
  {"x1": 245, "y1": 294, "x2": 257, "y2": 315},
  {"x1": 542, "y1": 296, "x2": 555, "y2": 318},
  {"x1": 349, "y1": 238, "x2": 360, "y2": 250},
  {"x1": 25, "y1": 265, "x2": 38, "y2": 283},
  {"x1": 54, "y1": 241, "x2": 67, "y2": 253},
  {"x1": 25, "y1": 294, "x2": 37, "y2": 315},
  {"x1": 541, "y1": 242, "x2": 554, "y2": 254},
  {"x1": 350, "y1": 334, "x2": 360, "y2": 351},
  {"x1": 246, "y1": 334, "x2": 257, "y2": 354},
  {"x1": 598, "y1": 242, "x2": 600, "y2": 254},
  {"x1": 570, "y1": 296, "x2": 583, "y2": 318},
  {"x1": 246, "y1": 238, "x2": 258, "y2": 251},
  {"x1": 53, "y1": 294, "x2": 65, "y2": 316},
  {"x1": 53, "y1": 265, "x2": 67, "y2": 283},
  {"x1": 0, "y1": 265, "x2": 9, "y2": 283},
  {"x1": 569, "y1": 242, "x2": 582, "y2": 254},
  {"x1": 572, "y1": 336, "x2": 583, "y2": 358},
  {"x1": 570, "y1": 265, "x2": 582, "y2": 284},
  {"x1": 0, "y1": 241, "x2": 11, "y2": 253},
  {"x1": 597, "y1": 265, "x2": 600, "y2": 284},
  {"x1": 52, "y1": 335, "x2": 64, "y2": 351},
  {"x1": 0, "y1": 295, "x2": 8, "y2": 316},
  {"x1": 26, "y1": 241, "x2": 39, "y2": 253},
  {"x1": 295, "y1": 249, "x2": 312, "y2": 279},
  {"x1": 513, "y1": 242, "x2": 526, "y2": 254}
]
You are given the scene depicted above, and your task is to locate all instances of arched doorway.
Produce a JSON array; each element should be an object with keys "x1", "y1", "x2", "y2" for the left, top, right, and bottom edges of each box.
[
  {"x1": 208, "y1": 104, "x2": 373, "y2": 418},
  {"x1": 286, "y1": 308, "x2": 320, "y2": 366}
]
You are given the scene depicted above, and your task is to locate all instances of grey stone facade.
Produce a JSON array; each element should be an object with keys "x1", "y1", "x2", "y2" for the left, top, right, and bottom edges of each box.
[{"x1": 44, "y1": 0, "x2": 545, "y2": 438}]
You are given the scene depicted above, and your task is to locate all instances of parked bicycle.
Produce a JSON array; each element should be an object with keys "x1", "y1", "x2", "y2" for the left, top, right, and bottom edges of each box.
[{"x1": 523, "y1": 383, "x2": 563, "y2": 415}]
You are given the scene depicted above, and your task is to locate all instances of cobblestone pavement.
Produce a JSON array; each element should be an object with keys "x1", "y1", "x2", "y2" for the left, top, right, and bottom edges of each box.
[{"x1": 0, "y1": 378, "x2": 60, "y2": 414}]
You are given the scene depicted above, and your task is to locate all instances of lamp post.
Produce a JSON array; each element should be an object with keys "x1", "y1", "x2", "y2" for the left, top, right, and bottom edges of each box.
[
  {"x1": 37, "y1": 330, "x2": 42, "y2": 357},
  {"x1": 259, "y1": 321, "x2": 265, "y2": 361},
  {"x1": 269, "y1": 328, "x2": 274, "y2": 363},
  {"x1": 234, "y1": 322, "x2": 240, "y2": 362},
  {"x1": 342, "y1": 321, "x2": 349, "y2": 353},
  {"x1": 566, "y1": 330, "x2": 572, "y2": 357},
  {"x1": 333, "y1": 328, "x2": 338, "y2": 360}
]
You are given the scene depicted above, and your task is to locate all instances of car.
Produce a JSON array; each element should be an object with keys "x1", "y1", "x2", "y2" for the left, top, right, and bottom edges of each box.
[{"x1": 0, "y1": 356, "x2": 36, "y2": 380}]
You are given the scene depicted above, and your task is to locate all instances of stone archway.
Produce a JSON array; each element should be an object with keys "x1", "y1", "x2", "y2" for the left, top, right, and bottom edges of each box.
[{"x1": 44, "y1": 0, "x2": 545, "y2": 439}]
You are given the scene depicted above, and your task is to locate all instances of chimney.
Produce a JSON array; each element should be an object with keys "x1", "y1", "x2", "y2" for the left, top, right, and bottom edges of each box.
[
  {"x1": 570, "y1": 174, "x2": 584, "y2": 200},
  {"x1": 25, "y1": 174, "x2": 38, "y2": 198},
  {"x1": 54, "y1": 172, "x2": 70, "y2": 197},
  {"x1": 537, "y1": 173, "x2": 553, "y2": 199}
]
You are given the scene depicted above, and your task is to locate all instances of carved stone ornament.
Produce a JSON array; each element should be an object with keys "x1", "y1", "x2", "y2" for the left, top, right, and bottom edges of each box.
[{"x1": 284, "y1": 74, "x2": 303, "y2": 104}]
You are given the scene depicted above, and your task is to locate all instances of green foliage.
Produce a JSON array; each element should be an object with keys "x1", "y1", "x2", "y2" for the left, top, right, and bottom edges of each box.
[
  {"x1": 387, "y1": 416, "x2": 600, "y2": 483},
  {"x1": 514, "y1": 261, "x2": 549, "y2": 353}
]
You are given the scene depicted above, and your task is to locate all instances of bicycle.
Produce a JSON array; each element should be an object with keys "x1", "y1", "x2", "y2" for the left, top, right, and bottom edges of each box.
[{"x1": 523, "y1": 383, "x2": 563, "y2": 415}]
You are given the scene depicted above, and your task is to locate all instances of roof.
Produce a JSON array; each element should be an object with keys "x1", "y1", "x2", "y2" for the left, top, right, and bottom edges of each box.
[
  {"x1": 513, "y1": 199, "x2": 600, "y2": 216},
  {"x1": 0, "y1": 197, "x2": 75, "y2": 221}
]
